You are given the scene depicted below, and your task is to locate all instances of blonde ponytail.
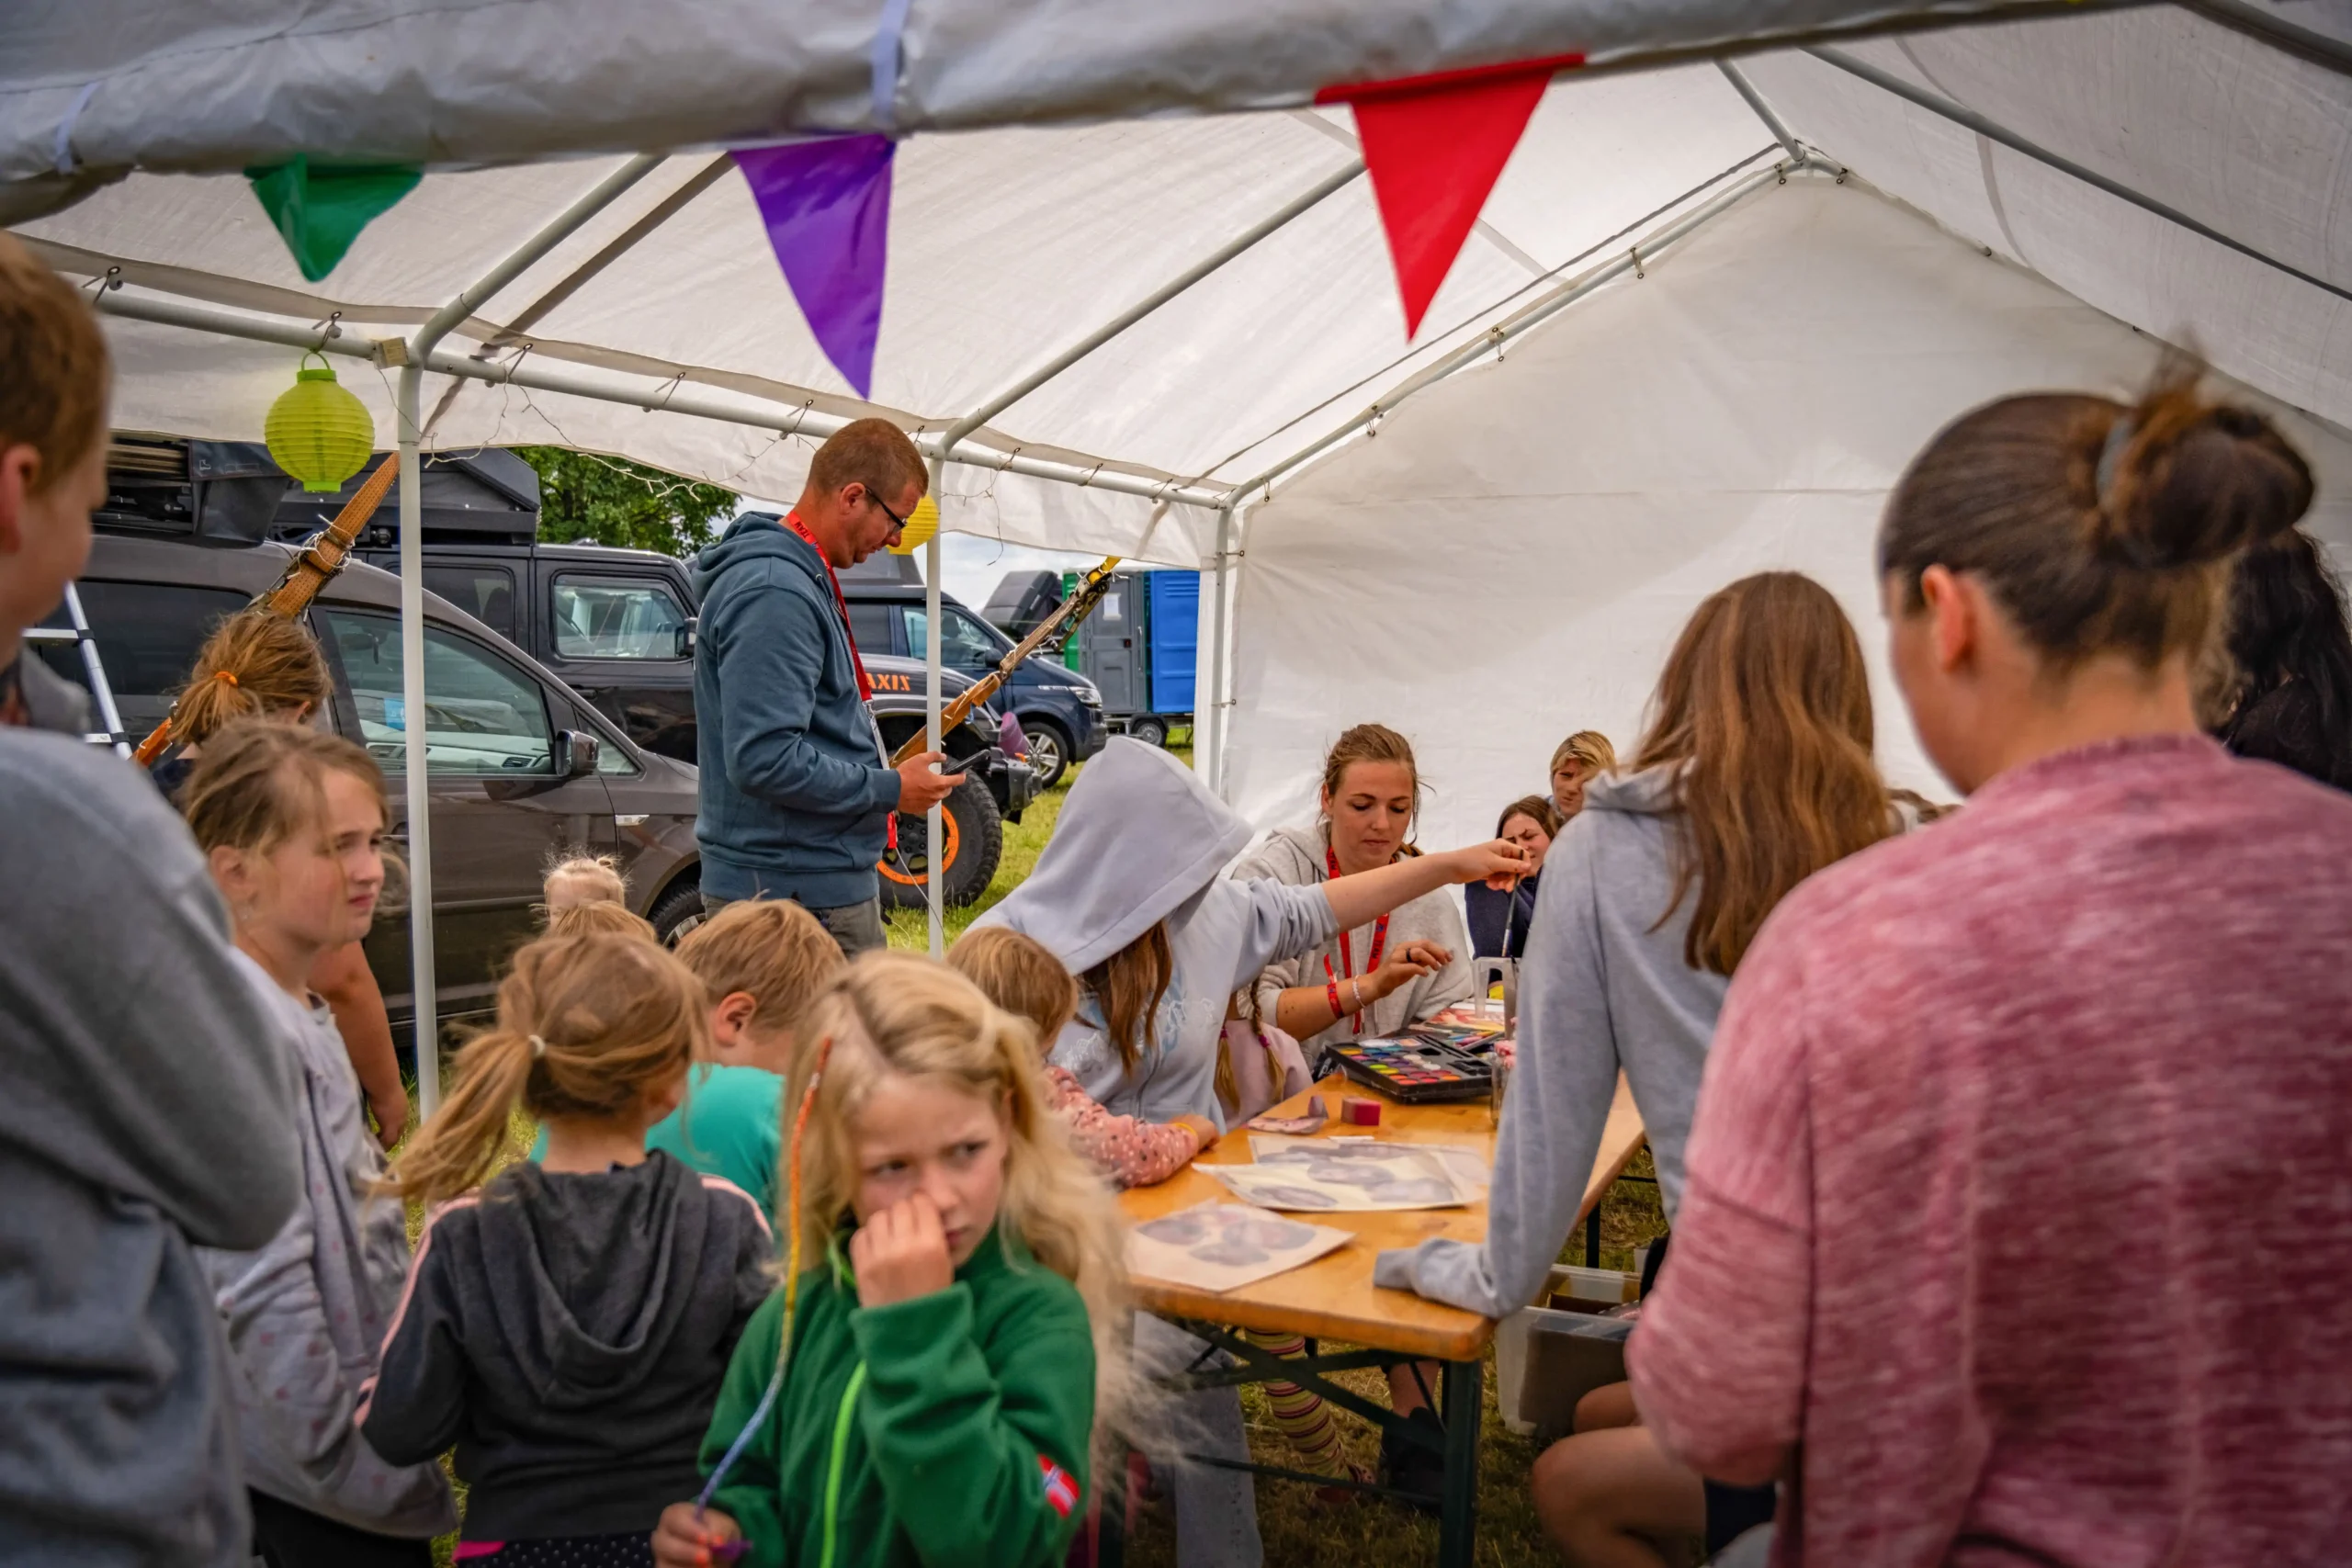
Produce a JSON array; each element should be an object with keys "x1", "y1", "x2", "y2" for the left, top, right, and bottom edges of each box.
[{"x1": 383, "y1": 931, "x2": 708, "y2": 1206}]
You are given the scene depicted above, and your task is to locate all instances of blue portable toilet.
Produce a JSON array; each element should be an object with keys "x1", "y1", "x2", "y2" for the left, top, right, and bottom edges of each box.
[{"x1": 1073, "y1": 568, "x2": 1198, "y2": 748}]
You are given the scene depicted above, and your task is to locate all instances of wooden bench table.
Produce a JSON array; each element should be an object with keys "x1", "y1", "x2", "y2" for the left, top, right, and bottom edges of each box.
[{"x1": 1110, "y1": 1071, "x2": 1645, "y2": 1568}]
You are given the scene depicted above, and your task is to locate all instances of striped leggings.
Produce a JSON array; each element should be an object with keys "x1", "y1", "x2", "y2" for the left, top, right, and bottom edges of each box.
[{"x1": 1241, "y1": 1329, "x2": 1354, "y2": 1476}]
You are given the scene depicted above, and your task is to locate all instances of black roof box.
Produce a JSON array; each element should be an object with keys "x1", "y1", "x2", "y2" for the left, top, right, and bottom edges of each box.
[
  {"x1": 97, "y1": 434, "x2": 292, "y2": 547},
  {"x1": 982, "y1": 569, "x2": 1065, "y2": 638}
]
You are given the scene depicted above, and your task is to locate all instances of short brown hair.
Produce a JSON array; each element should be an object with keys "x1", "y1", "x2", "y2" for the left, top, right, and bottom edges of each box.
[
  {"x1": 547, "y1": 900, "x2": 659, "y2": 943},
  {"x1": 675, "y1": 897, "x2": 844, "y2": 1039},
  {"x1": 0, "y1": 234, "x2": 109, "y2": 494},
  {"x1": 808, "y1": 417, "x2": 926, "y2": 504},
  {"x1": 171, "y1": 612, "x2": 334, "y2": 746},
  {"x1": 183, "y1": 719, "x2": 388, "y2": 859},
  {"x1": 949, "y1": 925, "x2": 1080, "y2": 1044},
  {"x1": 1496, "y1": 795, "x2": 1563, "y2": 840},
  {"x1": 1880, "y1": 366, "x2": 2312, "y2": 672}
]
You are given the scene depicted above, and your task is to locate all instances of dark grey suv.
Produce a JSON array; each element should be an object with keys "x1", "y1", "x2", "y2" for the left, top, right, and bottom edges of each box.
[{"x1": 36, "y1": 533, "x2": 705, "y2": 1048}]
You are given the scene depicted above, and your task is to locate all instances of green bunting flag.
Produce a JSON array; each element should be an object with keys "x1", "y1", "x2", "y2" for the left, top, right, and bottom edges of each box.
[{"x1": 246, "y1": 156, "x2": 423, "y2": 282}]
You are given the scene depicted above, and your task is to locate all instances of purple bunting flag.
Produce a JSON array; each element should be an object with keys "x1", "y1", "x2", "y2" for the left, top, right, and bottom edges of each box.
[{"x1": 735, "y1": 136, "x2": 896, "y2": 399}]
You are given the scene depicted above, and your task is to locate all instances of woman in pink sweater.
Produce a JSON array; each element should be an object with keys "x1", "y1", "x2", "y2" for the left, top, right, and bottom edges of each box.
[{"x1": 1629, "y1": 373, "x2": 2352, "y2": 1566}]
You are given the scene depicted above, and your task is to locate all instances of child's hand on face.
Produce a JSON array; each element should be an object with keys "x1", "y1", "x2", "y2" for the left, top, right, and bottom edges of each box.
[
  {"x1": 851, "y1": 1192, "x2": 956, "y2": 1308},
  {"x1": 653, "y1": 1502, "x2": 741, "y2": 1566}
]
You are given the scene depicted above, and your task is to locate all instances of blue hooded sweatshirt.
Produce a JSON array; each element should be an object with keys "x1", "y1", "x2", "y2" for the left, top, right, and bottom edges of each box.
[{"x1": 691, "y1": 515, "x2": 899, "y2": 908}]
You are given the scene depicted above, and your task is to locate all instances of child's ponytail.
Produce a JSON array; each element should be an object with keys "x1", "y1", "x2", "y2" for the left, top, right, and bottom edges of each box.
[{"x1": 382, "y1": 931, "x2": 710, "y2": 1206}]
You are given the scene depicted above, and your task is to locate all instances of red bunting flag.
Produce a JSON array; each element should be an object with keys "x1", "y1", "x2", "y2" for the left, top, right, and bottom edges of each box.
[{"x1": 1320, "y1": 53, "x2": 1580, "y2": 337}]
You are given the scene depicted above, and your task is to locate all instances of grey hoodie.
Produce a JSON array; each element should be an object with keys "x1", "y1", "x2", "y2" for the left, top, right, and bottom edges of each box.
[
  {"x1": 0, "y1": 731, "x2": 302, "y2": 1568},
  {"x1": 198, "y1": 953, "x2": 456, "y2": 1538},
  {"x1": 358, "y1": 1153, "x2": 774, "y2": 1540},
  {"x1": 1233, "y1": 825, "x2": 1477, "y2": 1063},
  {"x1": 975, "y1": 739, "x2": 1339, "y2": 1131},
  {"x1": 1374, "y1": 766, "x2": 1727, "y2": 1318}
]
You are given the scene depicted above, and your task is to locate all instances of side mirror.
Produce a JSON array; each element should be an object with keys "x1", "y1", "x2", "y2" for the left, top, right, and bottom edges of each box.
[
  {"x1": 556, "y1": 729, "x2": 601, "y2": 777},
  {"x1": 675, "y1": 616, "x2": 697, "y2": 659}
]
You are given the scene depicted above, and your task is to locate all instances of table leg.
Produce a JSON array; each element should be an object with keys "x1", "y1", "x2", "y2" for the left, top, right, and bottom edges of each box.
[{"x1": 1437, "y1": 1358, "x2": 1482, "y2": 1568}]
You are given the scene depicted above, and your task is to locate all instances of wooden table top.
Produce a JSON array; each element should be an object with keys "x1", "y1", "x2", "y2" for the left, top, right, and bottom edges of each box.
[{"x1": 1118, "y1": 1072, "x2": 1645, "y2": 1361}]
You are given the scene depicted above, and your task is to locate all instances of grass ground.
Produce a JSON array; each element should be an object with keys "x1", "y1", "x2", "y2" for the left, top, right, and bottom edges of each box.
[{"x1": 419, "y1": 729, "x2": 1673, "y2": 1567}]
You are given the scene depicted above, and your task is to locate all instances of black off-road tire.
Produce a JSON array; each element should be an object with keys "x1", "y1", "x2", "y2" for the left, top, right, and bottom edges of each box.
[{"x1": 878, "y1": 773, "x2": 1003, "y2": 910}]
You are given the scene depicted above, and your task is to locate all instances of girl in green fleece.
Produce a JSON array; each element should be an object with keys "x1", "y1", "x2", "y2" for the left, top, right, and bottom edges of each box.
[{"x1": 654, "y1": 953, "x2": 1129, "y2": 1568}]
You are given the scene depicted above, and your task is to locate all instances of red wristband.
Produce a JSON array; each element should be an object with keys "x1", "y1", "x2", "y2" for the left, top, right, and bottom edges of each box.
[{"x1": 1326, "y1": 977, "x2": 1344, "y2": 1018}]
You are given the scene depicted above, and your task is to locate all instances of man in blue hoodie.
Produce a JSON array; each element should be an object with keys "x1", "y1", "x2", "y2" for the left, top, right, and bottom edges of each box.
[{"x1": 691, "y1": 419, "x2": 963, "y2": 953}]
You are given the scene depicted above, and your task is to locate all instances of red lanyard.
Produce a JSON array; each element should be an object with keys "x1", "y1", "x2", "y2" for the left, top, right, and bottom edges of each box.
[
  {"x1": 782, "y1": 510, "x2": 874, "y2": 704},
  {"x1": 1323, "y1": 842, "x2": 1389, "y2": 1034}
]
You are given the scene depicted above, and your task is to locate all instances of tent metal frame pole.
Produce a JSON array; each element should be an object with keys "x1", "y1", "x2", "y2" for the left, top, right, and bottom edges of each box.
[
  {"x1": 1806, "y1": 46, "x2": 2352, "y2": 305},
  {"x1": 395, "y1": 152, "x2": 663, "y2": 1118},
  {"x1": 88, "y1": 287, "x2": 1233, "y2": 513},
  {"x1": 935, "y1": 160, "x2": 1365, "y2": 461},
  {"x1": 924, "y1": 458, "x2": 945, "y2": 957},
  {"x1": 1716, "y1": 61, "x2": 1845, "y2": 177},
  {"x1": 1205, "y1": 503, "x2": 1235, "y2": 797},
  {"x1": 1225, "y1": 156, "x2": 1812, "y2": 509},
  {"x1": 2176, "y1": 0, "x2": 2352, "y2": 77}
]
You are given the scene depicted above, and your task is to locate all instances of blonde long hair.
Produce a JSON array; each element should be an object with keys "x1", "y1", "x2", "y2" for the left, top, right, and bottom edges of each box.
[
  {"x1": 383, "y1": 932, "x2": 708, "y2": 1204},
  {"x1": 786, "y1": 953, "x2": 1131, "y2": 1430},
  {"x1": 1634, "y1": 572, "x2": 1888, "y2": 975}
]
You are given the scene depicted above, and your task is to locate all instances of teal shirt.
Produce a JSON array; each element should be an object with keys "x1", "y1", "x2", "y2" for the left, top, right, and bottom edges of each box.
[{"x1": 529, "y1": 1064, "x2": 784, "y2": 1220}]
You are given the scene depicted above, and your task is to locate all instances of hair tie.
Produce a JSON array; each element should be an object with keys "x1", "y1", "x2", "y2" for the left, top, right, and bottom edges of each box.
[
  {"x1": 2094, "y1": 415, "x2": 2136, "y2": 508},
  {"x1": 528, "y1": 1033, "x2": 548, "y2": 1059},
  {"x1": 212, "y1": 670, "x2": 239, "y2": 687}
]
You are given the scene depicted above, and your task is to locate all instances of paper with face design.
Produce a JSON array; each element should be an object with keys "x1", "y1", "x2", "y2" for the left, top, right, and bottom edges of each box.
[
  {"x1": 1209, "y1": 1140, "x2": 1470, "y2": 1212},
  {"x1": 1126, "y1": 1202, "x2": 1351, "y2": 1292},
  {"x1": 1250, "y1": 1134, "x2": 1493, "y2": 1198}
]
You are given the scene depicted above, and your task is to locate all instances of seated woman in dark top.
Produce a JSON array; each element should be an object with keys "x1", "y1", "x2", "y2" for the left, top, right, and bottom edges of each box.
[
  {"x1": 2211, "y1": 527, "x2": 2352, "y2": 791},
  {"x1": 1465, "y1": 795, "x2": 1560, "y2": 957}
]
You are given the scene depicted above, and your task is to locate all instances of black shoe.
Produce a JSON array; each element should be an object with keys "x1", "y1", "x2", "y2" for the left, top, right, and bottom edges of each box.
[{"x1": 1378, "y1": 1407, "x2": 1446, "y2": 1514}]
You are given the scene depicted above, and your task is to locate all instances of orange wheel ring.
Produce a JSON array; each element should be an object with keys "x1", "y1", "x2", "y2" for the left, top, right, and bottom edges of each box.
[{"x1": 878, "y1": 807, "x2": 962, "y2": 887}]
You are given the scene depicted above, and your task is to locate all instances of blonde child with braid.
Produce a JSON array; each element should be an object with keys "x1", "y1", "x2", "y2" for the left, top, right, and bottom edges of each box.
[
  {"x1": 361, "y1": 932, "x2": 775, "y2": 1568},
  {"x1": 653, "y1": 953, "x2": 1129, "y2": 1568}
]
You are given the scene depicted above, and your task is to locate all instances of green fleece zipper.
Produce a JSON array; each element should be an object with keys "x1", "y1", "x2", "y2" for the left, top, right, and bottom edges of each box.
[{"x1": 820, "y1": 1361, "x2": 868, "y2": 1568}]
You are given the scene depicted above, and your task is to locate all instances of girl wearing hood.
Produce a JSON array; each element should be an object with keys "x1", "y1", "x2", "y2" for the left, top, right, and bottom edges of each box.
[
  {"x1": 1376, "y1": 572, "x2": 1894, "y2": 1566},
  {"x1": 976, "y1": 737, "x2": 1524, "y2": 1565}
]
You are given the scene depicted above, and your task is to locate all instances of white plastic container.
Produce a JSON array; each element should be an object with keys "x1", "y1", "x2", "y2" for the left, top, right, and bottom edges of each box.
[{"x1": 1494, "y1": 1263, "x2": 1635, "y2": 1435}]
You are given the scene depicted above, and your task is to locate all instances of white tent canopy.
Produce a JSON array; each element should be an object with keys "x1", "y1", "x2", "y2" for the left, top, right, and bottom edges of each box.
[
  {"x1": 1222, "y1": 177, "x2": 2352, "y2": 851},
  {"x1": 6, "y1": 2, "x2": 2347, "y2": 1095}
]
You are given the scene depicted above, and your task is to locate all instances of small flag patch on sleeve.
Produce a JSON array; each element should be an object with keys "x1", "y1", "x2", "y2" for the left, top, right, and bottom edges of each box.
[{"x1": 1037, "y1": 1453, "x2": 1080, "y2": 1517}]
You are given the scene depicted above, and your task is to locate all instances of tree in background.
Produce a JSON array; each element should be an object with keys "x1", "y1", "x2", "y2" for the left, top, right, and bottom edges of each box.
[{"x1": 514, "y1": 446, "x2": 736, "y2": 558}]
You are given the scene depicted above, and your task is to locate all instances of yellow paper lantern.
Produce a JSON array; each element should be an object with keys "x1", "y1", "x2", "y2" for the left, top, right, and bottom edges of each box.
[
  {"x1": 887, "y1": 493, "x2": 941, "y2": 555},
  {"x1": 266, "y1": 354, "x2": 377, "y2": 492}
]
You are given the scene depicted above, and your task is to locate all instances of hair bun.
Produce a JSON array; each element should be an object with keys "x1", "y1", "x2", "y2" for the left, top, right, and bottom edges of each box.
[{"x1": 2094, "y1": 384, "x2": 2314, "y2": 570}]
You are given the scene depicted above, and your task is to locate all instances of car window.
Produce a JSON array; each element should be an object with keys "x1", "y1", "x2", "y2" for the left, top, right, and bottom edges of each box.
[
  {"x1": 847, "y1": 602, "x2": 895, "y2": 655},
  {"x1": 323, "y1": 607, "x2": 554, "y2": 774},
  {"x1": 550, "y1": 576, "x2": 689, "y2": 660},
  {"x1": 33, "y1": 581, "x2": 250, "y2": 730},
  {"x1": 424, "y1": 564, "x2": 516, "y2": 640},
  {"x1": 901, "y1": 605, "x2": 1002, "y2": 669}
]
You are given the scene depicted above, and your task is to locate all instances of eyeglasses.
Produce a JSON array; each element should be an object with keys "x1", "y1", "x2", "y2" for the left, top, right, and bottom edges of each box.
[{"x1": 865, "y1": 490, "x2": 910, "y2": 532}]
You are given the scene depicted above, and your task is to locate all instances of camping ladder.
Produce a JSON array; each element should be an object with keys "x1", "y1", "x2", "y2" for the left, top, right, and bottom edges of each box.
[{"x1": 21, "y1": 581, "x2": 130, "y2": 756}]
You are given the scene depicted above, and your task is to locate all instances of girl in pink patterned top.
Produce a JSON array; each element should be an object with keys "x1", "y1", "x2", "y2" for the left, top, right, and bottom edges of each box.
[
  {"x1": 949, "y1": 925, "x2": 1216, "y2": 1188},
  {"x1": 1631, "y1": 373, "x2": 2352, "y2": 1566}
]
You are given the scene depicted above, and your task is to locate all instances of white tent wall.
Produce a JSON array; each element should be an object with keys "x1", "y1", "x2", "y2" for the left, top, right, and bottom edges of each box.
[
  {"x1": 1736, "y1": 13, "x2": 2352, "y2": 430},
  {"x1": 1219, "y1": 178, "x2": 2352, "y2": 853}
]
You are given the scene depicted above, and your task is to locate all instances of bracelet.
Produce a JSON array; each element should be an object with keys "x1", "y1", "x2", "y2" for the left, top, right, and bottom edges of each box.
[
  {"x1": 1325, "y1": 977, "x2": 1343, "y2": 1019},
  {"x1": 1350, "y1": 977, "x2": 1363, "y2": 1010}
]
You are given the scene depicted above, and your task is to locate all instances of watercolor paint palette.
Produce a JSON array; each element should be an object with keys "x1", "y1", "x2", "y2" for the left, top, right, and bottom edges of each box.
[{"x1": 1328, "y1": 1036, "x2": 1494, "y2": 1104}]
